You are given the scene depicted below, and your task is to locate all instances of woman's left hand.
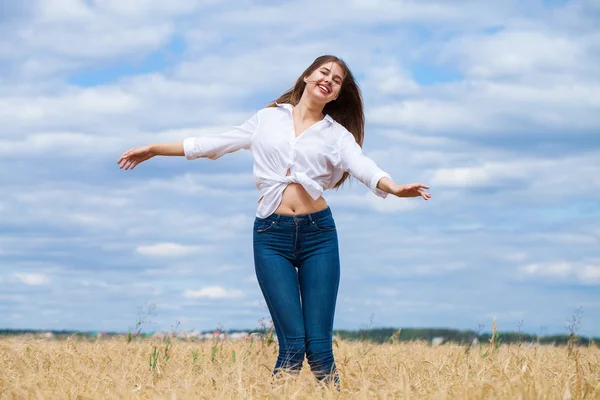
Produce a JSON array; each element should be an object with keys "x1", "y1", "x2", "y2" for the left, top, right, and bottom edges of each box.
[{"x1": 392, "y1": 183, "x2": 431, "y2": 200}]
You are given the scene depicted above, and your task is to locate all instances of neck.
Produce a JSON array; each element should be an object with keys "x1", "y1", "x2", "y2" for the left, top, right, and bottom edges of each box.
[{"x1": 294, "y1": 95, "x2": 325, "y2": 121}]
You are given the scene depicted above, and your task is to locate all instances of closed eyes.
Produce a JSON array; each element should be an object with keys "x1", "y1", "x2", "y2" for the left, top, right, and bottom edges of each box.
[{"x1": 320, "y1": 70, "x2": 342, "y2": 85}]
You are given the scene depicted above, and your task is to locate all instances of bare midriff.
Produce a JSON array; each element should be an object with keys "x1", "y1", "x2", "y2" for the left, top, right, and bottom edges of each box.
[
  {"x1": 273, "y1": 183, "x2": 328, "y2": 216},
  {"x1": 258, "y1": 183, "x2": 328, "y2": 216}
]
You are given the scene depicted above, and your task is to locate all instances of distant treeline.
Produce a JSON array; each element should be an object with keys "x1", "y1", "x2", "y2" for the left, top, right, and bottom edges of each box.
[
  {"x1": 332, "y1": 327, "x2": 599, "y2": 346},
  {"x1": 1, "y1": 327, "x2": 598, "y2": 346}
]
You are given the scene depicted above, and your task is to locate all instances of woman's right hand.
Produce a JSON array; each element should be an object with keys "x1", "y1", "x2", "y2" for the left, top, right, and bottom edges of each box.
[{"x1": 117, "y1": 145, "x2": 155, "y2": 170}]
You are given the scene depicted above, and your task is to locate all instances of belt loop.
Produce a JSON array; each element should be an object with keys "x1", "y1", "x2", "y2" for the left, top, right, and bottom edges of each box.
[
  {"x1": 307, "y1": 213, "x2": 314, "y2": 224},
  {"x1": 275, "y1": 214, "x2": 281, "y2": 225}
]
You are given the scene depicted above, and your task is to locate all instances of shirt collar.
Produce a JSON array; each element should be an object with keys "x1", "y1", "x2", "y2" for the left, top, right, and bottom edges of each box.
[{"x1": 276, "y1": 102, "x2": 334, "y2": 124}]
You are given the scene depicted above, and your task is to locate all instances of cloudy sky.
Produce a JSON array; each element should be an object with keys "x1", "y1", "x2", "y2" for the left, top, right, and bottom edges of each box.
[{"x1": 1, "y1": 0, "x2": 599, "y2": 337}]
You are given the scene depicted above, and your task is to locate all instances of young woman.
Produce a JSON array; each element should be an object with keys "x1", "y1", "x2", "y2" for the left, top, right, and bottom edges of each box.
[{"x1": 117, "y1": 55, "x2": 431, "y2": 388}]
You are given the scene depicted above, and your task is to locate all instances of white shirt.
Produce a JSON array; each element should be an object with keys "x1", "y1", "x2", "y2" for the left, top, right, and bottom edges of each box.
[{"x1": 183, "y1": 103, "x2": 391, "y2": 218}]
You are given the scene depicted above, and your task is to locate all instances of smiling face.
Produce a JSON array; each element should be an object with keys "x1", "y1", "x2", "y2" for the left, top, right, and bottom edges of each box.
[{"x1": 303, "y1": 61, "x2": 345, "y2": 104}]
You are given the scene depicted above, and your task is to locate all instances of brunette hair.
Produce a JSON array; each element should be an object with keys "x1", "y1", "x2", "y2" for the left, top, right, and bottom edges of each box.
[{"x1": 269, "y1": 55, "x2": 364, "y2": 189}]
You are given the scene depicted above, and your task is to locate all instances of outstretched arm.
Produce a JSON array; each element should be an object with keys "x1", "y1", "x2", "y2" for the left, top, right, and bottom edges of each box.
[
  {"x1": 117, "y1": 142, "x2": 183, "y2": 170},
  {"x1": 377, "y1": 177, "x2": 431, "y2": 200},
  {"x1": 117, "y1": 110, "x2": 260, "y2": 170},
  {"x1": 338, "y1": 130, "x2": 431, "y2": 200}
]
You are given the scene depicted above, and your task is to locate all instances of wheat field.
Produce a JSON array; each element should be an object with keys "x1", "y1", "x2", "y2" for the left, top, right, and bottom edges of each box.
[{"x1": 0, "y1": 335, "x2": 598, "y2": 399}]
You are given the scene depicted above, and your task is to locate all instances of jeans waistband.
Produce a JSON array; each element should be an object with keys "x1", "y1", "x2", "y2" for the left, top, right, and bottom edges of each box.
[{"x1": 257, "y1": 206, "x2": 333, "y2": 226}]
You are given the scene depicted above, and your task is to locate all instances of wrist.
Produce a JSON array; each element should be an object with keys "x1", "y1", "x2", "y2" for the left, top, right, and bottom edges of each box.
[{"x1": 377, "y1": 177, "x2": 397, "y2": 194}]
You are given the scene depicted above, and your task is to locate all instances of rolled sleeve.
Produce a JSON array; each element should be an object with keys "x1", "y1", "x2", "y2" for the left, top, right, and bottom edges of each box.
[
  {"x1": 337, "y1": 129, "x2": 391, "y2": 198},
  {"x1": 370, "y1": 170, "x2": 392, "y2": 198},
  {"x1": 183, "y1": 111, "x2": 259, "y2": 160},
  {"x1": 183, "y1": 137, "x2": 202, "y2": 160}
]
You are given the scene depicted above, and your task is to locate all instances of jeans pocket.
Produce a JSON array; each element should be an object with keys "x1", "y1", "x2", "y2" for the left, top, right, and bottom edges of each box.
[
  {"x1": 254, "y1": 219, "x2": 277, "y2": 233},
  {"x1": 311, "y1": 218, "x2": 336, "y2": 232}
]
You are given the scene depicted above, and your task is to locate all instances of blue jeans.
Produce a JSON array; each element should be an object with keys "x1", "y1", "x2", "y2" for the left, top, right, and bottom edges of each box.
[{"x1": 253, "y1": 206, "x2": 341, "y2": 387}]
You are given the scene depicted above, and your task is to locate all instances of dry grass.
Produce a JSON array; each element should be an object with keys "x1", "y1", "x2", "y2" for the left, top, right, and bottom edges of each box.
[{"x1": 1, "y1": 336, "x2": 599, "y2": 399}]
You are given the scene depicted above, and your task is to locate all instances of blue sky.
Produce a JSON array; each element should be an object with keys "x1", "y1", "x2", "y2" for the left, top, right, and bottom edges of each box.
[{"x1": 1, "y1": 0, "x2": 599, "y2": 337}]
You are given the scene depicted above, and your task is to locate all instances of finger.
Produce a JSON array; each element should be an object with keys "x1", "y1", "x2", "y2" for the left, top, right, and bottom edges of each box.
[
  {"x1": 412, "y1": 183, "x2": 429, "y2": 190},
  {"x1": 118, "y1": 149, "x2": 135, "y2": 164},
  {"x1": 118, "y1": 153, "x2": 129, "y2": 164},
  {"x1": 122, "y1": 149, "x2": 136, "y2": 159}
]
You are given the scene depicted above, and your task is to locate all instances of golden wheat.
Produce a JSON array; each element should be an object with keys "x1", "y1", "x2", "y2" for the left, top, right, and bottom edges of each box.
[{"x1": 0, "y1": 336, "x2": 598, "y2": 399}]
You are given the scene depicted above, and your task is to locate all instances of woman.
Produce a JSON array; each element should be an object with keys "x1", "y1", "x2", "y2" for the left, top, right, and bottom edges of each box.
[{"x1": 117, "y1": 55, "x2": 431, "y2": 388}]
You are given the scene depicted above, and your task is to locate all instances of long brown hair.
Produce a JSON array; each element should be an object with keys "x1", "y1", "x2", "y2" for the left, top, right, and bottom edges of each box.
[{"x1": 268, "y1": 55, "x2": 364, "y2": 189}]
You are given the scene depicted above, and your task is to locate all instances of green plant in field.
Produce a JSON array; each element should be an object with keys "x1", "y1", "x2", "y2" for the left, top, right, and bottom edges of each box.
[
  {"x1": 211, "y1": 342, "x2": 218, "y2": 361},
  {"x1": 565, "y1": 306, "x2": 583, "y2": 357},
  {"x1": 149, "y1": 346, "x2": 160, "y2": 373},
  {"x1": 480, "y1": 318, "x2": 502, "y2": 359},
  {"x1": 127, "y1": 303, "x2": 156, "y2": 343},
  {"x1": 388, "y1": 328, "x2": 402, "y2": 344},
  {"x1": 465, "y1": 323, "x2": 484, "y2": 357},
  {"x1": 358, "y1": 313, "x2": 375, "y2": 342},
  {"x1": 149, "y1": 336, "x2": 175, "y2": 374},
  {"x1": 258, "y1": 317, "x2": 275, "y2": 347},
  {"x1": 148, "y1": 322, "x2": 181, "y2": 375},
  {"x1": 163, "y1": 336, "x2": 172, "y2": 363},
  {"x1": 515, "y1": 319, "x2": 524, "y2": 358},
  {"x1": 160, "y1": 320, "x2": 182, "y2": 364},
  {"x1": 245, "y1": 334, "x2": 255, "y2": 358},
  {"x1": 565, "y1": 307, "x2": 584, "y2": 398},
  {"x1": 190, "y1": 348, "x2": 203, "y2": 373}
]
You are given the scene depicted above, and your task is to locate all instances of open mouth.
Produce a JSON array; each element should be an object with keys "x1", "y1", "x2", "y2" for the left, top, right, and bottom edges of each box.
[{"x1": 317, "y1": 84, "x2": 331, "y2": 94}]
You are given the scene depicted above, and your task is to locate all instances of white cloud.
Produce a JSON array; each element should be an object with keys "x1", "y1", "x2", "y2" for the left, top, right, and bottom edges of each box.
[
  {"x1": 369, "y1": 80, "x2": 600, "y2": 135},
  {"x1": 521, "y1": 261, "x2": 600, "y2": 285},
  {"x1": 440, "y1": 30, "x2": 586, "y2": 78},
  {"x1": 427, "y1": 153, "x2": 600, "y2": 199},
  {"x1": 503, "y1": 253, "x2": 528, "y2": 262},
  {"x1": 533, "y1": 233, "x2": 598, "y2": 245},
  {"x1": 579, "y1": 265, "x2": 600, "y2": 284},
  {"x1": 362, "y1": 63, "x2": 420, "y2": 95},
  {"x1": 215, "y1": 0, "x2": 519, "y2": 31},
  {"x1": 136, "y1": 243, "x2": 213, "y2": 257},
  {"x1": 430, "y1": 166, "x2": 493, "y2": 187},
  {"x1": 18, "y1": 0, "x2": 201, "y2": 60},
  {"x1": 522, "y1": 262, "x2": 573, "y2": 278},
  {"x1": 183, "y1": 286, "x2": 244, "y2": 299},
  {"x1": 14, "y1": 273, "x2": 50, "y2": 285}
]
